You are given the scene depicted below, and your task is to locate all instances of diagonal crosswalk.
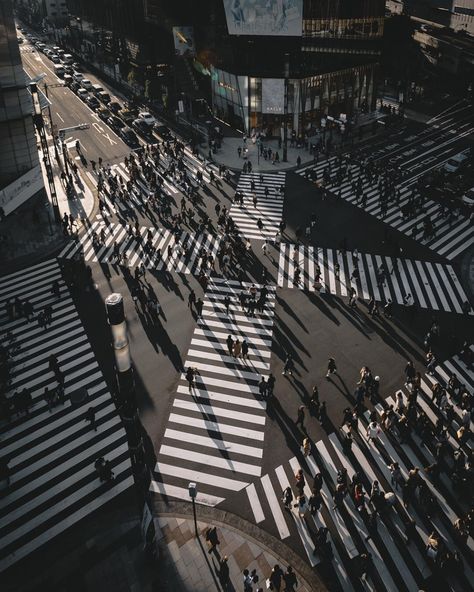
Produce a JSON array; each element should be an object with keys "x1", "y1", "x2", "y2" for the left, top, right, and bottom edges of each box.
[
  {"x1": 244, "y1": 407, "x2": 473, "y2": 592},
  {"x1": 277, "y1": 243, "x2": 472, "y2": 314},
  {"x1": 229, "y1": 172, "x2": 285, "y2": 240},
  {"x1": 0, "y1": 259, "x2": 133, "y2": 573},
  {"x1": 297, "y1": 158, "x2": 474, "y2": 260},
  {"x1": 58, "y1": 222, "x2": 221, "y2": 275},
  {"x1": 150, "y1": 277, "x2": 276, "y2": 506}
]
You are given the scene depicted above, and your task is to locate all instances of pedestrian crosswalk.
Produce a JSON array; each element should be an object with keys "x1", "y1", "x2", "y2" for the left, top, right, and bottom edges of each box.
[
  {"x1": 243, "y1": 408, "x2": 473, "y2": 591},
  {"x1": 0, "y1": 259, "x2": 133, "y2": 572},
  {"x1": 297, "y1": 158, "x2": 474, "y2": 260},
  {"x1": 230, "y1": 172, "x2": 286, "y2": 240},
  {"x1": 277, "y1": 243, "x2": 472, "y2": 315},
  {"x1": 58, "y1": 222, "x2": 221, "y2": 275},
  {"x1": 150, "y1": 277, "x2": 276, "y2": 506}
]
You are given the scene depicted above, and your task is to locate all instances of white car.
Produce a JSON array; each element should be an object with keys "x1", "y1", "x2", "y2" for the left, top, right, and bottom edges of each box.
[
  {"x1": 138, "y1": 112, "x2": 157, "y2": 126},
  {"x1": 72, "y1": 72, "x2": 84, "y2": 82},
  {"x1": 81, "y1": 78, "x2": 92, "y2": 90}
]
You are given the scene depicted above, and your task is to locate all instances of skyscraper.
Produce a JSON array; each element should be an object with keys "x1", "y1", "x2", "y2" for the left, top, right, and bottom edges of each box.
[{"x1": 0, "y1": 0, "x2": 44, "y2": 215}]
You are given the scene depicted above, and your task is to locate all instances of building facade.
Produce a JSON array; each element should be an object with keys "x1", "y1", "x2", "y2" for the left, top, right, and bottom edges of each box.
[
  {"x1": 205, "y1": 0, "x2": 385, "y2": 136},
  {"x1": 0, "y1": 0, "x2": 44, "y2": 215},
  {"x1": 405, "y1": 0, "x2": 474, "y2": 36}
]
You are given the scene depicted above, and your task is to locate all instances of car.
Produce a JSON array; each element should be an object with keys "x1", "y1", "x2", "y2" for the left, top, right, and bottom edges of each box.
[
  {"x1": 132, "y1": 118, "x2": 153, "y2": 139},
  {"x1": 154, "y1": 124, "x2": 172, "y2": 140},
  {"x1": 443, "y1": 149, "x2": 471, "y2": 173},
  {"x1": 64, "y1": 65, "x2": 74, "y2": 75},
  {"x1": 98, "y1": 91, "x2": 111, "y2": 104},
  {"x1": 50, "y1": 54, "x2": 60, "y2": 64},
  {"x1": 72, "y1": 72, "x2": 84, "y2": 82},
  {"x1": 70, "y1": 80, "x2": 80, "y2": 93},
  {"x1": 107, "y1": 115, "x2": 125, "y2": 131},
  {"x1": 81, "y1": 78, "x2": 92, "y2": 90},
  {"x1": 120, "y1": 127, "x2": 139, "y2": 148},
  {"x1": 138, "y1": 111, "x2": 157, "y2": 126},
  {"x1": 108, "y1": 101, "x2": 122, "y2": 114},
  {"x1": 77, "y1": 88, "x2": 89, "y2": 101},
  {"x1": 43, "y1": 48, "x2": 52, "y2": 56},
  {"x1": 63, "y1": 74, "x2": 73, "y2": 86},
  {"x1": 98, "y1": 107, "x2": 111, "y2": 121},
  {"x1": 72, "y1": 62, "x2": 80, "y2": 71},
  {"x1": 86, "y1": 95, "x2": 100, "y2": 110},
  {"x1": 462, "y1": 187, "x2": 474, "y2": 206},
  {"x1": 120, "y1": 109, "x2": 136, "y2": 126}
]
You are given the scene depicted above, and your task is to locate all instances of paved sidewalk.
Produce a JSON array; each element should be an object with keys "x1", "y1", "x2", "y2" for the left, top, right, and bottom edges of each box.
[{"x1": 0, "y1": 142, "x2": 96, "y2": 273}]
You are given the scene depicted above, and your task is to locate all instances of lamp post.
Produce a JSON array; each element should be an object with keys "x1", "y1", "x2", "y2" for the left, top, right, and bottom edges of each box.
[
  {"x1": 282, "y1": 53, "x2": 290, "y2": 163},
  {"x1": 188, "y1": 482, "x2": 198, "y2": 537},
  {"x1": 105, "y1": 293, "x2": 149, "y2": 495}
]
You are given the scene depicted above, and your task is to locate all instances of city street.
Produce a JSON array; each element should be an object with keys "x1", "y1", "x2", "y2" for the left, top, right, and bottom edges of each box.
[{"x1": 1, "y1": 28, "x2": 474, "y2": 592}]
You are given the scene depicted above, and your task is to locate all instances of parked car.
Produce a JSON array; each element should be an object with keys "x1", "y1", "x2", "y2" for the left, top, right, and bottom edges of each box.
[
  {"x1": 132, "y1": 118, "x2": 153, "y2": 139},
  {"x1": 120, "y1": 127, "x2": 139, "y2": 148},
  {"x1": 86, "y1": 95, "x2": 100, "y2": 110},
  {"x1": 77, "y1": 88, "x2": 89, "y2": 101},
  {"x1": 107, "y1": 115, "x2": 125, "y2": 131},
  {"x1": 138, "y1": 111, "x2": 157, "y2": 126},
  {"x1": 108, "y1": 101, "x2": 122, "y2": 115}
]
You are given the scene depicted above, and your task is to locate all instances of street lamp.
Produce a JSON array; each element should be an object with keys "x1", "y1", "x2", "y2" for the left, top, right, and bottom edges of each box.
[
  {"x1": 105, "y1": 293, "x2": 149, "y2": 495},
  {"x1": 188, "y1": 482, "x2": 198, "y2": 537}
]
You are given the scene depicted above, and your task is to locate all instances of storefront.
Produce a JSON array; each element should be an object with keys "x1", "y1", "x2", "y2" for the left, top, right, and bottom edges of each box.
[{"x1": 211, "y1": 63, "x2": 377, "y2": 137}]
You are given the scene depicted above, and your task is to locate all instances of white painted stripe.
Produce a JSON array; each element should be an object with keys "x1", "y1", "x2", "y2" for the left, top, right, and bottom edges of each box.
[
  {"x1": 246, "y1": 483, "x2": 265, "y2": 523},
  {"x1": 150, "y1": 480, "x2": 224, "y2": 506},
  {"x1": 172, "y1": 399, "x2": 266, "y2": 426},
  {"x1": 154, "y1": 461, "x2": 248, "y2": 491},
  {"x1": 163, "y1": 428, "x2": 263, "y2": 458},
  {"x1": 168, "y1": 413, "x2": 265, "y2": 441},
  {"x1": 261, "y1": 474, "x2": 290, "y2": 539}
]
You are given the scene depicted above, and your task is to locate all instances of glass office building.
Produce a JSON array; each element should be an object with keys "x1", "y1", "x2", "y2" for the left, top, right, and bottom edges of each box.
[{"x1": 208, "y1": 0, "x2": 385, "y2": 136}]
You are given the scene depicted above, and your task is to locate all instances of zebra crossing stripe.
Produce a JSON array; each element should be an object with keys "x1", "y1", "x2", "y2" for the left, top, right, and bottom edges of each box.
[
  {"x1": 246, "y1": 483, "x2": 265, "y2": 523},
  {"x1": 261, "y1": 474, "x2": 291, "y2": 539},
  {"x1": 277, "y1": 244, "x2": 472, "y2": 314},
  {"x1": 298, "y1": 160, "x2": 474, "y2": 259},
  {"x1": 230, "y1": 172, "x2": 286, "y2": 240},
  {"x1": 274, "y1": 465, "x2": 319, "y2": 567},
  {"x1": 0, "y1": 259, "x2": 132, "y2": 572},
  {"x1": 150, "y1": 481, "x2": 224, "y2": 506}
]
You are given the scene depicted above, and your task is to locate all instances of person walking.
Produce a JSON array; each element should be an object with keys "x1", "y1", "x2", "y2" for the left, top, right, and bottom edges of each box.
[
  {"x1": 224, "y1": 295, "x2": 231, "y2": 315},
  {"x1": 283, "y1": 566, "x2": 297, "y2": 591},
  {"x1": 188, "y1": 289, "x2": 196, "y2": 310},
  {"x1": 195, "y1": 297, "x2": 203, "y2": 319},
  {"x1": 269, "y1": 564, "x2": 284, "y2": 592},
  {"x1": 282, "y1": 486, "x2": 293, "y2": 511},
  {"x1": 326, "y1": 357, "x2": 337, "y2": 379},
  {"x1": 233, "y1": 338, "x2": 242, "y2": 358},
  {"x1": 241, "y1": 339, "x2": 249, "y2": 360},
  {"x1": 282, "y1": 353, "x2": 294, "y2": 377},
  {"x1": 85, "y1": 406, "x2": 97, "y2": 431},
  {"x1": 258, "y1": 376, "x2": 267, "y2": 399},
  {"x1": 226, "y1": 335, "x2": 234, "y2": 357},
  {"x1": 302, "y1": 437, "x2": 311, "y2": 457},
  {"x1": 366, "y1": 420, "x2": 381, "y2": 443},
  {"x1": 205, "y1": 526, "x2": 220, "y2": 554},
  {"x1": 295, "y1": 406, "x2": 306, "y2": 431}
]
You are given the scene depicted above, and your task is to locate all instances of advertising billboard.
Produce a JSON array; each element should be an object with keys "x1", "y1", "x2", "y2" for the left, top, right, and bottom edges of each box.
[
  {"x1": 223, "y1": 0, "x2": 303, "y2": 36},
  {"x1": 0, "y1": 165, "x2": 44, "y2": 216},
  {"x1": 172, "y1": 26, "x2": 196, "y2": 56},
  {"x1": 262, "y1": 78, "x2": 285, "y2": 114}
]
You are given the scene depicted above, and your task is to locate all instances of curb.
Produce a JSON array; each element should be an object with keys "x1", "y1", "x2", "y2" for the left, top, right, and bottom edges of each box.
[{"x1": 152, "y1": 498, "x2": 327, "y2": 592}]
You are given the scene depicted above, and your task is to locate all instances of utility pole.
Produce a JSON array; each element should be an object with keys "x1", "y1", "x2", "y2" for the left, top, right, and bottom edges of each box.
[
  {"x1": 30, "y1": 82, "x2": 61, "y2": 223},
  {"x1": 43, "y1": 83, "x2": 61, "y2": 162},
  {"x1": 58, "y1": 123, "x2": 90, "y2": 176},
  {"x1": 283, "y1": 53, "x2": 290, "y2": 163}
]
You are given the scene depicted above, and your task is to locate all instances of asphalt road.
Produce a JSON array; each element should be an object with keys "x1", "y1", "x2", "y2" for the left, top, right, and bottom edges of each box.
[{"x1": 6, "y1": 34, "x2": 474, "y2": 590}]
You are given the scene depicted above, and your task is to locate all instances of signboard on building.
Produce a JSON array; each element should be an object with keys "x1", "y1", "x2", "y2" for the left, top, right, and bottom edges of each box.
[
  {"x1": 262, "y1": 78, "x2": 285, "y2": 114},
  {"x1": 0, "y1": 165, "x2": 44, "y2": 216},
  {"x1": 223, "y1": 0, "x2": 303, "y2": 36},
  {"x1": 173, "y1": 26, "x2": 196, "y2": 56}
]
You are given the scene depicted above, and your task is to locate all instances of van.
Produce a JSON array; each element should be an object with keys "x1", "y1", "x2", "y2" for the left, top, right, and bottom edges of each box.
[
  {"x1": 444, "y1": 149, "x2": 471, "y2": 173},
  {"x1": 54, "y1": 64, "x2": 65, "y2": 77},
  {"x1": 63, "y1": 53, "x2": 74, "y2": 64},
  {"x1": 91, "y1": 84, "x2": 104, "y2": 95}
]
